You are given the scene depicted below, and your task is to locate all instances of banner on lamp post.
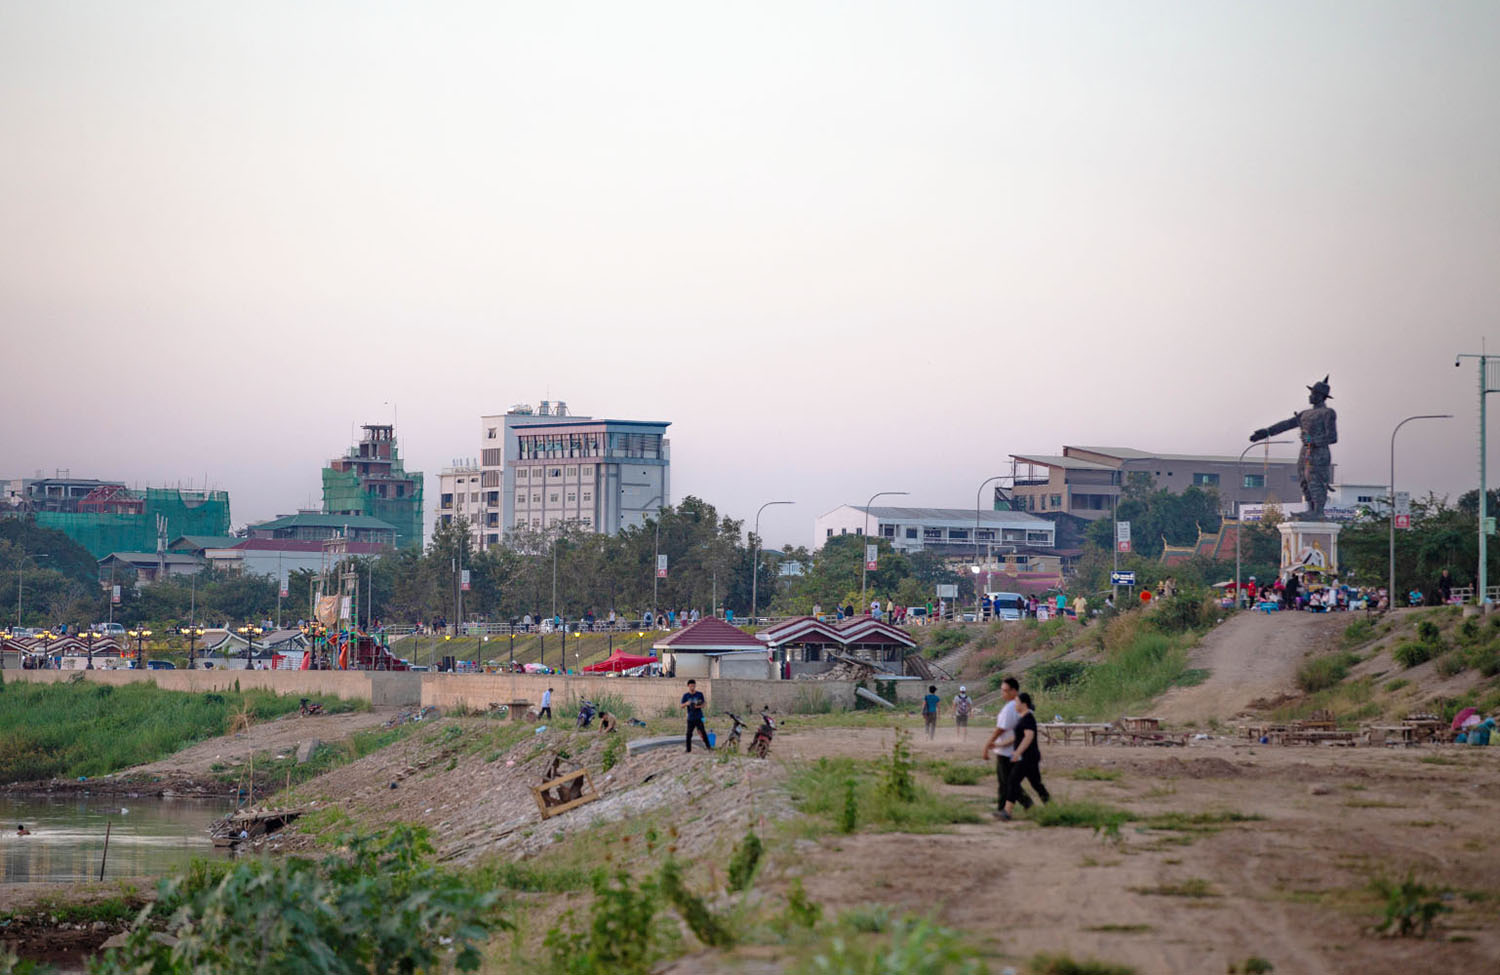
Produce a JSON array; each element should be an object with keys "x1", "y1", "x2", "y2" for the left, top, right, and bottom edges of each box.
[
  {"x1": 865, "y1": 544, "x2": 878, "y2": 571},
  {"x1": 656, "y1": 554, "x2": 668, "y2": 578},
  {"x1": 1116, "y1": 520, "x2": 1131, "y2": 553},
  {"x1": 460, "y1": 569, "x2": 471, "y2": 592},
  {"x1": 111, "y1": 585, "x2": 121, "y2": 605}
]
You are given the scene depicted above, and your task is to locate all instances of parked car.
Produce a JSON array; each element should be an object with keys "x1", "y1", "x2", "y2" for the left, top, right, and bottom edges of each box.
[
  {"x1": 987, "y1": 592, "x2": 1025, "y2": 622},
  {"x1": 905, "y1": 607, "x2": 929, "y2": 621},
  {"x1": 145, "y1": 660, "x2": 176, "y2": 670},
  {"x1": 92, "y1": 623, "x2": 126, "y2": 638}
]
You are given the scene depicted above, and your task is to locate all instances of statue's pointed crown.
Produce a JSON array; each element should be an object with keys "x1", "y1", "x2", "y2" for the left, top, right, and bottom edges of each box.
[{"x1": 1307, "y1": 375, "x2": 1332, "y2": 399}]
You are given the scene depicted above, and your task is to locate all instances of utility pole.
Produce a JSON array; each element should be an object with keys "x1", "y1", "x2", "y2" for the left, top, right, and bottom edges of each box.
[
  {"x1": 750, "y1": 500, "x2": 794, "y2": 625},
  {"x1": 861, "y1": 490, "x2": 908, "y2": 612},
  {"x1": 1457, "y1": 350, "x2": 1500, "y2": 604}
]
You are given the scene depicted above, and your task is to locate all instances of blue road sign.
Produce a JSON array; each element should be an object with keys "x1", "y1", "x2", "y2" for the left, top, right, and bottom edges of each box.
[{"x1": 1110, "y1": 571, "x2": 1136, "y2": 586}]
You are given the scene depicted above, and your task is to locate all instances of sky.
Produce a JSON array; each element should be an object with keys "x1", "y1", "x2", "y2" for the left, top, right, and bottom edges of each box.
[{"x1": 2, "y1": 1, "x2": 1497, "y2": 549}]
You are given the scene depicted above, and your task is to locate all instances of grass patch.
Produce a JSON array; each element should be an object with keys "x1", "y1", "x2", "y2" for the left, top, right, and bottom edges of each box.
[
  {"x1": 1070, "y1": 767, "x2": 1122, "y2": 781},
  {"x1": 0, "y1": 682, "x2": 357, "y2": 783},
  {"x1": 1081, "y1": 923, "x2": 1151, "y2": 934},
  {"x1": 1036, "y1": 625, "x2": 1198, "y2": 721},
  {"x1": 1138, "y1": 810, "x2": 1263, "y2": 831},
  {"x1": 925, "y1": 760, "x2": 987, "y2": 786},
  {"x1": 1028, "y1": 800, "x2": 1130, "y2": 837},
  {"x1": 1030, "y1": 954, "x2": 1136, "y2": 975},
  {"x1": 1384, "y1": 678, "x2": 1409, "y2": 693},
  {"x1": 787, "y1": 756, "x2": 983, "y2": 835},
  {"x1": 1297, "y1": 651, "x2": 1359, "y2": 693},
  {"x1": 1343, "y1": 798, "x2": 1400, "y2": 809},
  {"x1": 226, "y1": 722, "x2": 421, "y2": 795},
  {"x1": 1130, "y1": 878, "x2": 1219, "y2": 898}
]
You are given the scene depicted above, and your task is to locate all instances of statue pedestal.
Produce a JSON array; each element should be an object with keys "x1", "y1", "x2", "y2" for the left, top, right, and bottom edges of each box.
[{"x1": 1278, "y1": 521, "x2": 1342, "y2": 580}]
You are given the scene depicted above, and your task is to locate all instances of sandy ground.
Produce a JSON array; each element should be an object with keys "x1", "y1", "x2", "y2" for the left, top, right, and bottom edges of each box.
[
  {"x1": 771, "y1": 722, "x2": 1500, "y2": 975},
  {"x1": 1152, "y1": 610, "x2": 1348, "y2": 724}
]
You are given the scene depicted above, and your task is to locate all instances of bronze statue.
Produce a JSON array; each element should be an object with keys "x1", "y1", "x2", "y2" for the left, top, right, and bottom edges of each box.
[{"x1": 1250, "y1": 376, "x2": 1338, "y2": 520}]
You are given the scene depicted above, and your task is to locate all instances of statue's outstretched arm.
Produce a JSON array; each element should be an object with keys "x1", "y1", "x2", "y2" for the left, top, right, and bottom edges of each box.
[{"x1": 1250, "y1": 414, "x2": 1299, "y2": 442}]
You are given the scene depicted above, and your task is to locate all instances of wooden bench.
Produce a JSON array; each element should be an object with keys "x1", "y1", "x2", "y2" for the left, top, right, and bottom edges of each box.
[
  {"x1": 531, "y1": 768, "x2": 599, "y2": 820},
  {"x1": 1039, "y1": 723, "x2": 1113, "y2": 746}
]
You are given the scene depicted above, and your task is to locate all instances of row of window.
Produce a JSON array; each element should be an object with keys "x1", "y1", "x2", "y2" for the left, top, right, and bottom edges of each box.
[
  {"x1": 829, "y1": 525, "x2": 1052, "y2": 545},
  {"x1": 516, "y1": 492, "x2": 593, "y2": 504},
  {"x1": 516, "y1": 466, "x2": 594, "y2": 479}
]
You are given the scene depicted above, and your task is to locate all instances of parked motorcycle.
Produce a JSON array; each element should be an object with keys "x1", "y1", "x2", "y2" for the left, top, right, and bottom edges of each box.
[
  {"x1": 749, "y1": 710, "x2": 776, "y2": 759},
  {"x1": 721, "y1": 712, "x2": 748, "y2": 752},
  {"x1": 299, "y1": 698, "x2": 324, "y2": 717},
  {"x1": 576, "y1": 699, "x2": 598, "y2": 729}
]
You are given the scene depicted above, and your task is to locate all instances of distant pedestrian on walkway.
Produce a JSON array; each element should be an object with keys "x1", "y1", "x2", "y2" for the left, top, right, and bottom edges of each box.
[
  {"x1": 999, "y1": 692, "x2": 1050, "y2": 820},
  {"x1": 953, "y1": 686, "x2": 973, "y2": 740},
  {"x1": 922, "y1": 685, "x2": 941, "y2": 739},
  {"x1": 682, "y1": 679, "x2": 712, "y2": 752}
]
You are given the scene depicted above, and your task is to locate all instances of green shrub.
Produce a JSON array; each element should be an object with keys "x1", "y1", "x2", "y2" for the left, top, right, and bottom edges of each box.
[
  {"x1": 1029, "y1": 660, "x2": 1092, "y2": 691},
  {"x1": 1415, "y1": 620, "x2": 1441, "y2": 644},
  {"x1": 601, "y1": 733, "x2": 625, "y2": 772},
  {"x1": 795, "y1": 916, "x2": 985, "y2": 975},
  {"x1": 659, "y1": 858, "x2": 735, "y2": 948},
  {"x1": 839, "y1": 779, "x2": 858, "y2": 834},
  {"x1": 1393, "y1": 641, "x2": 1436, "y2": 669},
  {"x1": 926, "y1": 627, "x2": 969, "y2": 657},
  {"x1": 1384, "y1": 678, "x2": 1409, "y2": 693},
  {"x1": 1434, "y1": 653, "x2": 1467, "y2": 678},
  {"x1": 883, "y1": 729, "x2": 916, "y2": 803},
  {"x1": 1147, "y1": 593, "x2": 1213, "y2": 634},
  {"x1": 1028, "y1": 800, "x2": 1130, "y2": 839},
  {"x1": 1297, "y1": 651, "x2": 1358, "y2": 693},
  {"x1": 929, "y1": 761, "x2": 985, "y2": 786},
  {"x1": 726, "y1": 832, "x2": 762, "y2": 893},
  {"x1": 1342, "y1": 619, "x2": 1376, "y2": 647},
  {"x1": 776, "y1": 879, "x2": 822, "y2": 933},
  {"x1": 545, "y1": 869, "x2": 663, "y2": 975},
  {"x1": 1371, "y1": 873, "x2": 1450, "y2": 938},
  {"x1": 95, "y1": 826, "x2": 501, "y2": 975},
  {"x1": 1030, "y1": 953, "x2": 1136, "y2": 975}
]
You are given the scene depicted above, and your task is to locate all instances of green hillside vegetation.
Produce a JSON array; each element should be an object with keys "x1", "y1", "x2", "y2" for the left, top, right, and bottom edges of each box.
[{"x1": 0, "y1": 680, "x2": 358, "y2": 783}]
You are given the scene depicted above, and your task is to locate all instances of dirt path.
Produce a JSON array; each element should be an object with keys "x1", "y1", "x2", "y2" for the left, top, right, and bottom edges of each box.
[
  {"x1": 773, "y1": 721, "x2": 1500, "y2": 974},
  {"x1": 1152, "y1": 611, "x2": 1348, "y2": 725}
]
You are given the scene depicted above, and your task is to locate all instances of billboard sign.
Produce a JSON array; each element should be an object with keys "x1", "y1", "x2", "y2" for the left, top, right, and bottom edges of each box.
[
  {"x1": 656, "y1": 554, "x2": 668, "y2": 578},
  {"x1": 865, "y1": 544, "x2": 878, "y2": 571}
]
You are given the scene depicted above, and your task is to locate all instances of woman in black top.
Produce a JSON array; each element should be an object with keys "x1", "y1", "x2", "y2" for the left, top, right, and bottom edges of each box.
[{"x1": 1000, "y1": 692, "x2": 1050, "y2": 820}]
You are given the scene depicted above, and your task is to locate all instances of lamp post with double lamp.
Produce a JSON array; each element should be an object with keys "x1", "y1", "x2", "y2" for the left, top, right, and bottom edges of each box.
[
  {"x1": 973, "y1": 476, "x2": 1014, "y2": 618},
  {"x1": 180, "y1": 625, "x2": 204, "y2": 670},
  {"x1": 750, "y1": 500, "x2": 795, "y2": 626},
  {"x1": 39, "y1": 629, "x2": 56, "y2": 669},
  {"x1": 1390, "y1": 414, "x2": 1453, "y2": 606},
  {"x1": 236, "y1": 624, "x2": 263, "y2": 667},
  {"x1": 860, "y1": 491, "x2": 908, "y2": 613},
  {"x1": 1236, "y1": 440, "x2": 1293, "y2": 609},
  {"x1": 81, "y1": 628, "x2": 100, "y2": 670},
  {"x1": 126, "y1": 628, "x2": 152, "y2": 670}
]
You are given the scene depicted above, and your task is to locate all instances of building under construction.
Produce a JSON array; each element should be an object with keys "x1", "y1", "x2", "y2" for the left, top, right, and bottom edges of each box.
[
  {"x1": 322, "y1": 424, "x2": 424, "y2": 550},
  {"x1": 0, "y1": 476, "x2": 231, "y2": 559}
]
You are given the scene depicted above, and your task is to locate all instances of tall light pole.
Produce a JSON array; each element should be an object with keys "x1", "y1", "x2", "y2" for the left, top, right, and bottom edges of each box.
[
  {"x1": 1456, "y1": 351, "x2": 1500, "y2": 603},
  {"x1": 1390, "y1": 414, "x2": 1452, "y2": 606},
  {"x1": 642, "y1": 494, "x2": 664, "y2": 618},
  {"x1": 860, "y1": 491, "x2": 908, "y2": 612},
  {"x1": 974, "y1": 476, "x2": 1013, "y2": 617},
  {"x1": 1236, "y1": 440, "x2": 1292, "y2": 608},
  {"x1": 749, "y1": 500, "x2": 794, "y2": 625},
  {"x1": 180, "y1": 625, "x2": 204, "y2": 670}
]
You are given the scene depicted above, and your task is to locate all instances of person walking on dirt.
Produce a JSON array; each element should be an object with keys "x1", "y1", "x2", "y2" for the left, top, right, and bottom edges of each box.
[
  {"x1": 953, "y1": 686, "x2": 973, "y2": 740},
  {"x1": 922, "y1": 685, "x2": 941, "y2": 739},
  {"x1": 983, "y1": 677, "x2": 1033, "y2": 816},
  {"x1": 999, "y1": 692, "x2": 1049, "y2": 820},
  {"x1": 539, "y1": 687, "x2": 554, "y2": 720},
  {"x1": 682, "y1": 679, "x2": 712, "y2": 752}
]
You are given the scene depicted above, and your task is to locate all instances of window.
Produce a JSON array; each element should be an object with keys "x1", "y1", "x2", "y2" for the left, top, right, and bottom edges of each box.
[
  {"x1": 840, "y1": 528, "x2": 847, "y2": 535},
  {"x1": 881, "y1": 524, "x2": 895, "y2": 538},
  {"x1": 549, "y1": 468, "x2": 562, "y2": 478},
  {"x1": 1193, "y1": 473, "x2": 1220, "y2": 486},
  {"x1": 516, "y1": 468, "x2": 527, "y2": 479},
  {"x1": 976, "y1": 529, "x2": 995, "y2": 541},
  {"x1": 1242, "y1": 473, "x2": 1265, "y2": 489},
  {"x1": 516, "y1": 492, "x2": 527, "y2": 505},
  {"x1": 531, "y1": 493, "x2": 540, "y2": 502},
  {"x1": 567, "y1": 467, "x2": 577, "y2": 476},
  {"x1": 1357, "y1": 494, "x2": 1375, "y2": 503},
  {"x1": 923, "y1": 527, "x2": 943, "y2": 540},
  {"x1": 582, "y1": 492, "x2": 592, "y2": 502},
  {"x1": 1050, "y1": 494, "x2": 1062, "y2": 508},
  {"x1": 855, "y1": 527, "x2": 863, "y2": 535},
  {"x1": 948, "y1": 528, "x2": 969, "y2": 541},
  {"x1": 485, "y1": 513, "x2": 498, "y2": 526},
  {"x1": 440, "y1": 493, "x2": 453, "y2": 509},
  {"x1": 1026, "y1": 530, "x2": 1052, "y2": 545},
  {"x1": 549, "y1": 493, "x2": 559, "y2": 503},
  {"x1": 440, "y1": 515, "x2": 452, "y2": 526},
  {"x1": 567, "y1": 493, "x2": 576, "y2": 502},
  {"x1": 582, "y1": 465, "x2": 593, "y2": 475},
  {"x1": 487, "y1": 427, "x2": 497, "y2": 439},
  {"x1": 827, "y1": 528, "x2": 833, "y2": 538},
  {"x1": 905, "y1": 527, "x2": 918, "y2": 539}
]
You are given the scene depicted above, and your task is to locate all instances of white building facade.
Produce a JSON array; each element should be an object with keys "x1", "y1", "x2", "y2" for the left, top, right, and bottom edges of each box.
[
  {"x1": 813, "y1": 505, "x2": 1056, "y2": 554},
  {"x1": 436, "y1": 460, "x2": 490, "y2": 548}
]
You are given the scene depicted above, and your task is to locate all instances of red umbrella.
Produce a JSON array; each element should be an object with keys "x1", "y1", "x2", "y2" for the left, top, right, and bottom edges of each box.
[{"x1": 1452, "y1": 707, "x2": 1478, "y2": 731}]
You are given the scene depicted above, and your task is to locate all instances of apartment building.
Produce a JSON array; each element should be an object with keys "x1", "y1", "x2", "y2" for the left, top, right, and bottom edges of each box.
[{"x1": 435, "y1": 460, "x2": 491, "y2": 547}]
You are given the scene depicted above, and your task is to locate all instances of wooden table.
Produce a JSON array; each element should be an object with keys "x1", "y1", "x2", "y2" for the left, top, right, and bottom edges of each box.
[{"x1": 1039, "y1": 723, "x2": 1113, "y2": 746}]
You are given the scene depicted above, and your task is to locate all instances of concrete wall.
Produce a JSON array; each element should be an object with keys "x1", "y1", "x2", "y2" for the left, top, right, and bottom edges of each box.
[
  {"x1": 712, "y1": 678, "x2": 962, "y2": 714},
  {"x1": 1, "y1": 668, "x2": 421, "y2": 706},
  {"x1": 419, "y1": 674, "x2": 694, "y2": 716}
]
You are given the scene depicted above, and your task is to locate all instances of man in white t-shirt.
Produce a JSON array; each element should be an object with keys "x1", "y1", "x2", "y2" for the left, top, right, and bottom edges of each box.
[{"x1": 981, "y1": 676, "x2": 1033, "y2": 815}]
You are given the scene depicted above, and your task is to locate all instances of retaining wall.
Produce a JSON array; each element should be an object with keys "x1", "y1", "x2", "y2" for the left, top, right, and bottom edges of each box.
[
  {"x1": 1, "y1": 668, "x2": 420, "y2": 706},
  {"x1": 419, "y1": 674, "x2": 693, "y2": 716}
]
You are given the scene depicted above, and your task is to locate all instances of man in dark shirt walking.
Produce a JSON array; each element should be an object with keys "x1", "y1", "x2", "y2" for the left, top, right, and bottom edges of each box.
[{"x1": 681, "y1": 679, "x2": 712, "y2": 752}]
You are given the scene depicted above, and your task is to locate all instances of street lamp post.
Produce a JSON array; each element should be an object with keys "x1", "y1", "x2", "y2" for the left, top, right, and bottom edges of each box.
[
  {"x1": 1236, "y1": 440, "x2": 1292, "y2": 608},
  {"x1": 39, "y1": 629, "x2": 55, "y2": 669},
  {"x1": 750, "y1": 501, "x2": 794, "y2": 626},
  {"x1": 180, "y1": 626, "x2": 204, "y2": 670},
  {"x1": 973, "y1": 476, "x2": 1013, "y2": 618},
  {"x1": 1390, "y1": 414, "x2": 1452, "y2": 606},
  {"x1": 860, "y1": 491, "x2": 908, "y2": 612},
  {"x1": 236, "y1": 624, "x2": 264, "y2": 667},
  {"x1": 83, "y1": 629, "x2": 99, "y2": 670}
]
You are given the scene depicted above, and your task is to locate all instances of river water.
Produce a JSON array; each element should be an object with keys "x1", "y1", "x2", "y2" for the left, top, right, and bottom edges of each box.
[{"x1": 0, "y1": 795, "x2": 232, "y2": 885}]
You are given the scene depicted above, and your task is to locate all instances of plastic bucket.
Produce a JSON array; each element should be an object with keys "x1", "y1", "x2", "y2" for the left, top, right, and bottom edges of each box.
[{"x1": 707, "y1": 732, "x2": 717, "y2": 748}]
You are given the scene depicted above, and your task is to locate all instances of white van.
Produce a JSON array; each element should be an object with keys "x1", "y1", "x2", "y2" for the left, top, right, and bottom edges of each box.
[
  {"x1": 93, "y1": 623, "x2": 126, "y2": 638},
  {"x1": 987, "y1": 592, "x2": 1025, "y2": 622}
]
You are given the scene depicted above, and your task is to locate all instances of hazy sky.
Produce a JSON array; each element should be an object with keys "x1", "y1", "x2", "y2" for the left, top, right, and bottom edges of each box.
[{"x1": 2, "y1": 1, "x2": 1497, "y2": 548}]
